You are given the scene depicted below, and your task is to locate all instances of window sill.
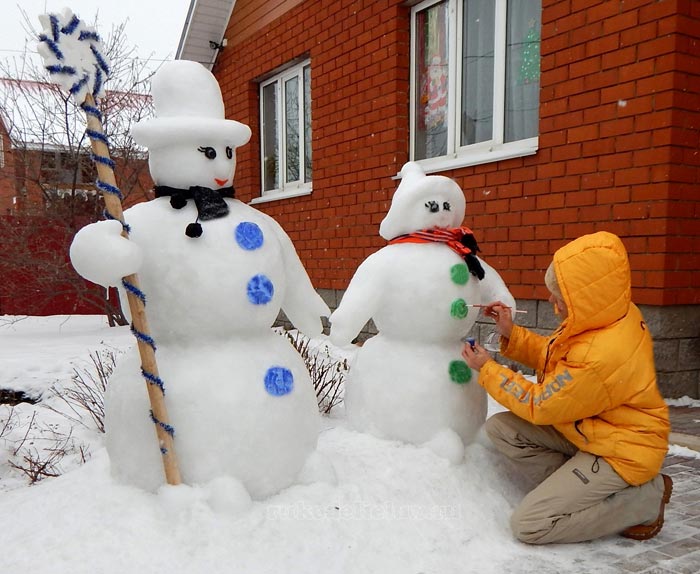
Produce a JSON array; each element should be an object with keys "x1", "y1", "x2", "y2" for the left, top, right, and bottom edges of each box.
[
  {"x1": 405, "y1": 137, "x2": 539, "y2": 177},
  {"x1": 249, "y1": 185, "x2": 313, "y2": 205}
]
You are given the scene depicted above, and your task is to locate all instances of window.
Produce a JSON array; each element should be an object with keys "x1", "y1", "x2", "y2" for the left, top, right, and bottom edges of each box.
[
  {"x1": 410, "y1": 0, "x2": 541, "y2": 171},
  {"x1": 40, "y1": 150, "x2": 95, "y2": 186},
  {"x1": 256, "y1": 60, "x2": 312, "y2": 202}
]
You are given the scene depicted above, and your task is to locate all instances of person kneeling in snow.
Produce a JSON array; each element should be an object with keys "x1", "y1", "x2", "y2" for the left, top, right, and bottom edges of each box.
[{"x1": 461, "y1": 231, "x2": 671, "y2": 544}]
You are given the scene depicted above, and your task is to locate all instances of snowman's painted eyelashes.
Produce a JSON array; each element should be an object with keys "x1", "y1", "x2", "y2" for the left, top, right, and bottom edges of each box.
[
  {"x1": 197, "y1": 146, "x2": 234, "y2": 160},
  {"x1": 198, "y1": 146, "x2": 217, "y2": 159},
  {"x1": 425, "y1": 201, "x2": 451, "y2": 213}
]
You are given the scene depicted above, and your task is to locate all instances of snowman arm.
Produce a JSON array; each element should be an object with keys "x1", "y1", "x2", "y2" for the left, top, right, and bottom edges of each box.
[
  {"x1": 476, "y1": 256, "x2": 516, "y2": 310},
  {"x1": 70, "y1": 219, "x2": 143, "y2": 288},
  {"x1": 264, "y1": 216, "x2": 330, "y2": 337},
  {"x1": 329, "y1": 255, "x2": 383, "y2": 347}
]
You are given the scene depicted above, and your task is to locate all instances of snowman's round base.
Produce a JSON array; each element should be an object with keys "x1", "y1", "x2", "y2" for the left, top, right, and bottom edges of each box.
[
  {"x1": 344, "y1": 335, "x2": 487, "y2": 450},
  {"x1": 104, "y1": 333, "x2": 320, "y2": 500}
]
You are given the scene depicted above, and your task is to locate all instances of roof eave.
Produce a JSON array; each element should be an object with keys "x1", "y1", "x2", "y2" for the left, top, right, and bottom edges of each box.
[{"x1": 175, "y1": 0, "x2": 237, "y2": 70}]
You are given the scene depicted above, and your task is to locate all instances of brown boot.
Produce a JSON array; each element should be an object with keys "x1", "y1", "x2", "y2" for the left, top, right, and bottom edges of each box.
[{"x1": 620, "y1": 474, "x2": 673, "y2": 540}]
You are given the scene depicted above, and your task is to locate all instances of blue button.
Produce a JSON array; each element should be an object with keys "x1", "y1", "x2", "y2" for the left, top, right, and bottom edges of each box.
[
  {"x1": 247, "y1": 274, "x2": 274, "y2": 305},
  {"x1": 264, "y1": 366, "x2": 294, "y2": 396},
  {"x1": 235, "y1": 222, "x2": 264, "y2": 250}
]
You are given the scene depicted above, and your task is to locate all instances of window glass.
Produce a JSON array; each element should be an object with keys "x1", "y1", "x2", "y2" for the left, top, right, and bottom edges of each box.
[
  {"x1": 262, "y1": 82, "x2": 278, "y2": 192},
  {"x1": 505, "y1": 0, "x2": 541, "y2": 142},
  {"x1": 414, "y1": 1, "x2": 449, "y2": 160},
  {"x1": 80, "y1": 154, "x2": 95, "y2": 183},
  {"x1": 303, "y1": 65, "x2": 312, "y2": 183},
  {"x1": 460, "y1": 0, "x2": 495, "y2": 146},
  {"x1": 284, "y1": 76, "x2": 299, "y2": 183}
]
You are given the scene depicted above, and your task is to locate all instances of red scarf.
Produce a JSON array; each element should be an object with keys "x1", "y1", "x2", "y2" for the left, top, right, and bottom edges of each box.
[{"x1": 388, "y1": 226, "x2": 477, "y2": 259}]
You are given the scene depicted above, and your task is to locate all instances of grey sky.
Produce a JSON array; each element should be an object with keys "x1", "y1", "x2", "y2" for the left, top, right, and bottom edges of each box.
[{"x1": 0, "y1": 0, "x2": 192, "y2": 65}]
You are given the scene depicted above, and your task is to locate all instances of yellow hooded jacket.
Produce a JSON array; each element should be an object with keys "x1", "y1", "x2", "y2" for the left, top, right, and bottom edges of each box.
[{"x1": 478, "y1": 231, "x2": 669, "y2": 486}]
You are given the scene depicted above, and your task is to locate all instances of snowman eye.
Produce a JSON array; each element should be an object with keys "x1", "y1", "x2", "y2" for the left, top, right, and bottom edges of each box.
[
  {"x1": 443, "y1": 202, "x2": 451, "y2": 211},
  {"x1": 226, "y1": 146, "x2": 233, "y2": 159},
  {"x1": 425, "y1": 201, "x2": 439, "y2": 213},
  {"x1": 197, "y1": 146, "x2": 217, "y2": 160}
]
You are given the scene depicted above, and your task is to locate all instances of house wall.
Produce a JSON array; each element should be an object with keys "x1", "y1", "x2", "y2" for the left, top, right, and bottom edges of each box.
[
  {"x1": 0, "y1": 131, "x2": 154, "y2": 317},
  {"x1": 0, "y1": 124, "x2": 18, "y2": 214},
  {"x1": 0, "y1": 144, "x2": 153, "y2": 216},
  {"x1": 218, "y1": 0, "x2": 410, "y2": 289},
  {"x1": 534, "y1": 0, "x2": 699, "y2": 307},
  {"x1": 213, "y1": 0, "x2": 699, "y2": 397}
]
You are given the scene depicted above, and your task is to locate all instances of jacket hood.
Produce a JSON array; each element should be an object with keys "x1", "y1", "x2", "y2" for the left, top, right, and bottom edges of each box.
[{"x1": 553, "y1": 231, "x2": 631, "y2": 339}]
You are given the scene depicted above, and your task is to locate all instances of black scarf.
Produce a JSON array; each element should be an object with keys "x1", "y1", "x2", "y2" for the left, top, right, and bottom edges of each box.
[{"x1": 154, "y1": 185, "x2": 235, "y2": 238}]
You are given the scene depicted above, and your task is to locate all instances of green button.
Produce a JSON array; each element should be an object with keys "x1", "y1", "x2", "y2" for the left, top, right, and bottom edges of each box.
[
  {"x1": 450, "y1": 264, "x2": 469, "y2": 285},
  {"x1": 449, "y1": 360, "x2": 472, "y2": 384},
  {"x1": 450, "y1": 298, "x2": 468, "y2": 319}
]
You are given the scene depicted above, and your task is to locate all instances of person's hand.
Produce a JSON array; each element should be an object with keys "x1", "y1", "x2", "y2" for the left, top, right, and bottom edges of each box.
[
  {"x1": 482, "y1": 301, "x2": 514, "y2": 339},
  {"x1": 461, "y1": 342, "x2": 493, "y2": 371}
]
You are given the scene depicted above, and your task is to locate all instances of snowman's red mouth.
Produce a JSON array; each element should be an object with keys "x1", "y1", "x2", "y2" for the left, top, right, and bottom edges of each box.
[{"x1": 214, "y1": 178, "x2": 228, "y2": 186}]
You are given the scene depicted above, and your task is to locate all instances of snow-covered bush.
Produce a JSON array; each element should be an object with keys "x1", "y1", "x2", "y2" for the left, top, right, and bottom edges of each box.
[{"x1": 281, "y1": 330, "x2": 347, "y2": 414}]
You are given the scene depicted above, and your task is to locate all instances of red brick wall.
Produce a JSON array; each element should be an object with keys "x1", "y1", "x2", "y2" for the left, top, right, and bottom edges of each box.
[
  {"x1": 217, "y1": 0, "x2": 408, "y2": 290},
  {"x1": 0, "y1": 133, "x2": 153, "y2": 316},
  {"x1": 0, "y1": 124, "x2": 17, "y2": 214},
  {"x1": 530, "y1": 0, "x2": 700, "y2": 305},
  {"x1": 665, "y1": 0, "x2": 700, "y2": 305},
  {"x1": 0, "y1": 145, "x2": 152, "y2": 216},
  {"x1": 215, "y1": 0, "x2": 699, "y2": 305}
]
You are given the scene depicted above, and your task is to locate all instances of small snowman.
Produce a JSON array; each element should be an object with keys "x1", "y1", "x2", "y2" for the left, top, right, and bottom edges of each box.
[
  {"x1": 329, "y1": 162, "x2": 515, "y2": 463},
  {"x1": 70, "y1": 60, "x2": 330, "y2": 504}
]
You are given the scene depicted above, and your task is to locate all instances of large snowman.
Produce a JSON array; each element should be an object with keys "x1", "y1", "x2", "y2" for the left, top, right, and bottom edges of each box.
[
  {"x1": 70, "y1": 60, "x2": 330, "y2": 501},
  {"x1": 330, "y1": 162, "x2": 515, "y2": 463}
]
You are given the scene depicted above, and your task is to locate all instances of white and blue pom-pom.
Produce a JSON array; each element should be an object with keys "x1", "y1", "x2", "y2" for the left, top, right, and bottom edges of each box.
[{"x1": 37, "y1": 8, "x2": 110, "y2": 104}]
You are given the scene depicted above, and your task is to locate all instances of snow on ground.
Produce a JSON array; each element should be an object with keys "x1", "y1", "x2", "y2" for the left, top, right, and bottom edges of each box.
[
  {"x1": 666, "y1": 396, "x2": 700, "y2": 408},
  {"x1": 0, "y1": 315, "x2": 697, "y2": 574},
  {"x1": 0, "y1": 315, "x2": 132, "y2": 398}
]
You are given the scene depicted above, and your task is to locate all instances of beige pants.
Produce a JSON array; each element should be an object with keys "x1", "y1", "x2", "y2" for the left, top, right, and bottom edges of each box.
[{"x1": 485, "y1": 411, "x2": 665, "y2": 544}]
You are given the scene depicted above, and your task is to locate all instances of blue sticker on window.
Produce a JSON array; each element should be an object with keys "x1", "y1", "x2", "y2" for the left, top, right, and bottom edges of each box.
[
  {"x1": 264, "y1": 366, "x2": 294, "y2": 396},
  {"x1": 247, "y1": 274, "x2": 274, "y2": 305},
  {"x1": 235, "y1": 222, "x2": 264, "y2": 250}
]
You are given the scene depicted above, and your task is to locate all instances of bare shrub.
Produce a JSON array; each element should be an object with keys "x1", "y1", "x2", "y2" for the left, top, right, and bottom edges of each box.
[
  {"x1": 282, "y1": 330, "x2": 347, "y2": 414},
  {"x1": 8, "y1": 420, "x2": 88, "y2": 485},
  {"x1": 49, "y1": 349, "x2": 118, "y2": 433},
  {"x1": 10, "y1": 445, "x2": 62, "y2": 483},
  {"x1": 0, "y1": 355, "x2": 107, "y2": 487},
  {"x1": 0, "y1": 405, "x2": 18, "y2": 440}
]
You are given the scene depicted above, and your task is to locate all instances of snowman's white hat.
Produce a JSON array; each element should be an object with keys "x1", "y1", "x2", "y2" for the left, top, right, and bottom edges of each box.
[
  {"x1": 379, "y1": 161, "x2": 466, "y2": 240},
  {"x1": 131, "y1": 60, "x2": 251, "y2": 149}
]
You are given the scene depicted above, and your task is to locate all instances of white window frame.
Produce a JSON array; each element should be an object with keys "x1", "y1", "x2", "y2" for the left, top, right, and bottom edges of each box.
[
  {"x1": 252, "y1": 60, "x2": 312, "y2": 204},
  {"x1": 409, "y1": 0, "x2": 539, "y2": 175}
]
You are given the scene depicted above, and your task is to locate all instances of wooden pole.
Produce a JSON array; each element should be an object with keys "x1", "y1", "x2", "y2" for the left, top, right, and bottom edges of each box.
[{"x1": 83, "y1": 93, "x2": 181, "y2": 486}]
